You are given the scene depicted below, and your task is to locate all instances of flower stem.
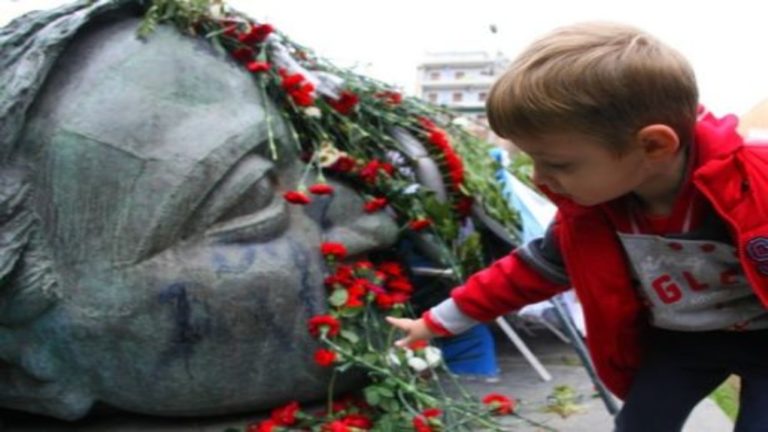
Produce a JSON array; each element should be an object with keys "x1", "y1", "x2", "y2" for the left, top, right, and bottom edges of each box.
[
  {"x1": 326, "y1": 369, "x2": 337, "y2": 416},
  {"x1": 257, "y1": 74, "x2": 278, "y2": 161}
]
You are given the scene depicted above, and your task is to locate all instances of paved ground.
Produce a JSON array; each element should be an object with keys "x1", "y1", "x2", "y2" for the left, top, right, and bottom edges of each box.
[
  {"x1": 0, "y1": 330, "x2": 734, "y2": 432},
  {"x1": 459, "y1": 329, "x2": 734, "y2": 431}
]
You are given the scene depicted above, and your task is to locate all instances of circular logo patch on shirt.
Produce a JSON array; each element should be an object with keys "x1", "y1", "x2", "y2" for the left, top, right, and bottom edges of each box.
[{"x1": 746, "y1": 236, "x2": 768, "y2": 275}]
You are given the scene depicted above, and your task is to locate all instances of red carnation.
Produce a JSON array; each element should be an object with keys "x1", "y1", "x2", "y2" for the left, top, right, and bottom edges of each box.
[
  {"x1": 359, "y1": 160, "x2": 382, "y2": 184},
  {"x1": 271, "y1": 400, "x2": 300, "y2": 425},
  {"x1": 412, "y1": 416, "x2": 433, "y2": 432},
  {"x1": 378, "y1": 262, "x2": 404, "y2": 277},
  {"x1": 238, "y1": 23, "x2": 274, "y2": 45},
  {"x1": 247, "y1": 419, "x2": 279, "y2": 432},
  {"x1": 283, "y1": 190, "x2": 311, "y2": 205},
  {"x1": 247, "y1": 61, "x2": 270, "y2": 73},
  {"x1": 280, "y1": 71, "x2": 315, "y2": 106},
  {"x1": 313, "y1": 348, "x2": 337, "y2": 367},
  {"x1": 374, "y1": 292, "x2": 408, "y2": 310},
  {"x1": 418, "y1": 116, "x2": 437, "y2": 131},
  {"x1": 412, "y1": 407, "x2": 442, "y2": 432},
  {"x1": 322, "y1": 420, "x2": 350, "y2": 432},
  {"x1": 329, "y1": 155, "x2": 357, "y2": 173},
  {"x1": 444, "y1": 151, "x2": 465, "y2": 186},
  {"x1": 387, "y1": 278, "x2": 412, "y2": 294},
  {"x1": 232, "y1": 46, "x2": 255, "y2": 63},
  {"x1": 281, "y1": 72, "x2": 306, "y2": 91},
  {"x1": 363, "y1": 197, "x2": 388, "y2": 213},
  {"x1": 253, "y1": 23, "x2": 274, "y2": 40},
  {"x1": 344, "y1": 282, "x2": 367, "y2": 307},
  {"x1": 375, "y1": 90, "x2": 403, "y2": 105},
  {"x1": 291, "y1": 84, "x2": 315, "y2": 106},
  {"x1": 309, "y1": 183, "x2": 335, "y2": 195},
  {"x1": 325, "y1": 266, "x2": 355, "y2": 289},
  {"x1": 482, "y1": 393, "x2": 516, "y2": 415},
  {"x1": 320, "y1": 242, "x2": 348, "y2": 260},
  {"x1": 409, "y1": 218, "x2": 432, "y2": 231},
  {"x1": 308, "y1": 315, "x2": 341, "y2": 338},
  {"x1": 428, "y1": 130, "x2": 451, "y2": 150},
  {"x1": 327, "y1": 91, "x2": 359, "y2": 115},
  {"x1": 454, "y1": 196, "x2": 474, "y2": 217},
  {"x1": 380, "y1": 162, "x2": 395, "y2": 176},
  {"x1": 374, "y1": 292, "x2": 395, "y2": 310},
  {"x1": 341, "y1": 413, "x2": 373, "y2": 429}
]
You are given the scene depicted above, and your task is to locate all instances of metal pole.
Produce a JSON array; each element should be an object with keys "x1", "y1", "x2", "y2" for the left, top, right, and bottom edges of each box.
[{"x1": 550, "y1": 295, "x2": 620, "y2": 415}]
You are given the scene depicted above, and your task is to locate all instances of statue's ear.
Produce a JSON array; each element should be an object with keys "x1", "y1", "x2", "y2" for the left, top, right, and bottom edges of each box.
[
  {"x1": 0, "y1": 169, "x2": 59, "y2": 327},
  {"x1": 0, "y1": 170, "x2": 86, "y2": 420}
]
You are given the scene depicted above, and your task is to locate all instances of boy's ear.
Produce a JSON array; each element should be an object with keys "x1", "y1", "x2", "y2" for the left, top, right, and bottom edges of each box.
[{"x1": 634, "y1": 124, "x2": 680, "y2": 159}]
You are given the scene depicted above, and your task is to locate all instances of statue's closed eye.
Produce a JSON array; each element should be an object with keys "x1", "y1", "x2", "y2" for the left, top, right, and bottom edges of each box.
[
  {"x1": 190, "y1": 155, "x2": 289, "y2": 243},
  {"x1": 206, "y1": 177, "x2": 289, "y2": 244}
]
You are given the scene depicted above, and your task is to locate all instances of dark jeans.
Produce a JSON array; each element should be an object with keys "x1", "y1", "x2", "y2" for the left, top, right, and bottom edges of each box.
[{"x1": 615, "y1": 328, "x2": 768, "y2": 432}]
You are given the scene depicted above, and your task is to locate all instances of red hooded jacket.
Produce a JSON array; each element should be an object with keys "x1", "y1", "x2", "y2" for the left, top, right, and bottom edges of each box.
[{"x1": 448, "y1": 112, "x2": 768, "y2": 399}]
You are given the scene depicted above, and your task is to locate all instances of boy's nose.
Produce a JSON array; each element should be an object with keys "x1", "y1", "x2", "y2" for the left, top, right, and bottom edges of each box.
[
  {"x1": 531, "y1": 167, "x2": 551, "y2": 188},
  {"x1": 531, "y1": 168, "x2": 564, "y2": 195}
]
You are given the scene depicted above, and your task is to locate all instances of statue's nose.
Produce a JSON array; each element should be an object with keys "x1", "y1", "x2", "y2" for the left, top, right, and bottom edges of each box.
[{"x1": 304, "y1": 179, "x2": 398, "y2": 257}]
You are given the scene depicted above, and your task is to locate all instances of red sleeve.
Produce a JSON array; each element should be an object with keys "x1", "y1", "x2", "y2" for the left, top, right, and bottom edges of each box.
[
  {"x1": 422, "y1": 310, "x2": 453, "y2": 336},
  {"x1": 451, "y1": 249, "x2": 570, "y2": 322}
]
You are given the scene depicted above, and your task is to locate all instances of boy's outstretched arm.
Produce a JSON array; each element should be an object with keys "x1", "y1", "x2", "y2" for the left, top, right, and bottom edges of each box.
[{"x1": 387, "y1": 220, "x2": 571, "y2": 346}]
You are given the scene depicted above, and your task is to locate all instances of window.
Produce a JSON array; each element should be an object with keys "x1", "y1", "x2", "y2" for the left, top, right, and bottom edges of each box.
[
  {"x1": 454, "y1": 71, "x2": 465, "y2": 80},
  {"x1": 452, "y1": 92, "x2": 463, "y2": 102},
  {"x1": 429, "y1": 71, "x2": 440, "y2": 80},
  {"x1": 428, "y1": 93, "x2": 438, "y2": 103}
]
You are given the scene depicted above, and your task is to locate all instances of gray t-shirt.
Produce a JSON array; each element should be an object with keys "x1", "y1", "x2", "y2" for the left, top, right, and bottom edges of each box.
[{"x1": 520, "y1": 205, "x2": 768, "y2": 331}]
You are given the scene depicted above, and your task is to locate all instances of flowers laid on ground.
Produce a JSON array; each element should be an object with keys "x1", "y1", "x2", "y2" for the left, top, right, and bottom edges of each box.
[
  {"x1": 244, "y1": 246, "x2": 517, "y2": 431},
  {"x1": 483, "y1": 393, "x2": 517, "y2": 415}
]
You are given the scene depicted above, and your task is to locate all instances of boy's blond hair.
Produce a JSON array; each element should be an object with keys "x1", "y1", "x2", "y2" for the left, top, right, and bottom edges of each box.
[{"x1": 487, "y1": 22, "x2": 699, "y2": 151}]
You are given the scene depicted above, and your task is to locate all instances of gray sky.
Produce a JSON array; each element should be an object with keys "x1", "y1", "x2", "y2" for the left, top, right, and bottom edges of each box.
[{"x1": 4, "y1": 0, "x2": 767, "y2": 116}]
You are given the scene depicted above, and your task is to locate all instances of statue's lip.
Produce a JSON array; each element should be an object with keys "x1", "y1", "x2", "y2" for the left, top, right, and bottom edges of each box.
[{"x1": 205, "y1": 199, "x2": 289, "y2": 243}]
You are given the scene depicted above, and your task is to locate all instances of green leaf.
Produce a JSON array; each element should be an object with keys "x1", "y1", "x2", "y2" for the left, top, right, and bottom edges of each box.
[
  {"x1": 457, "y1": 232, "x2": 485, "y2": 274},
  {"x1": 340, "y1": 329, "x2": 360, "y2": 344},
  {"x1": 363, "y1": 385, "x2": 381, "y2": 406},
  {"x1": 338, "y1": 307, "x2": 362, "y2": 318},
  {"x1": 379, "y1": 397, "x2": 399, "y2": 413},
  {"x1": 328, "y1": 289, "x2": 348, "y2": 307},
  {"x1": 378, "y1": 386, "x2": 395, "y2": 398},
  {"x1": 362, "y1": 353, "x2": 379, "y2": 364}
]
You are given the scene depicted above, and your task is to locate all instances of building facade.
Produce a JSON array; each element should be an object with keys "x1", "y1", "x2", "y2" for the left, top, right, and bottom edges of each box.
[{"x1": 416, "y1": 51, "x2": 510, "y2": 147}]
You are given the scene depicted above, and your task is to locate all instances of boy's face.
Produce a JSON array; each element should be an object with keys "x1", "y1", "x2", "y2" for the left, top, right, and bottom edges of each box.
[{"x1": 515, "y1": 132, "x2": 652, "y2": 206}]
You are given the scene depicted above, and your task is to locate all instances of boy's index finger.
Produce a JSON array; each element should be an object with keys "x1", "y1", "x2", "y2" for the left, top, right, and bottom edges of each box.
[{"x1": 385, "y1": 316, "x2": 409, "y2": 329}]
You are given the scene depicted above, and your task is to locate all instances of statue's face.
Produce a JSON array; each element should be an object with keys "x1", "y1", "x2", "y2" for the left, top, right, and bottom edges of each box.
[{"x1": 8, "y1": 16, "x2": 397, "y2": 419}]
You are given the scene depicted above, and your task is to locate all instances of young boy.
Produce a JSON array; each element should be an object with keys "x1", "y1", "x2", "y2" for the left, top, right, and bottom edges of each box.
[{"x1": 387, "y1": 22, "x2": 768, "y2": 431}]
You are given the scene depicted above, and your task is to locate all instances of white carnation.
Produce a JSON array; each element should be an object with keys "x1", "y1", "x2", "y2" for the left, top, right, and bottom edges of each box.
[
  {"x1": 304, "y1": 106, "x2": 322, "y2": 118},
  {"x1": 424, "y1": 346, "x2": 442, "y2": 367},
  {"x1": 407, "y1": 357, "x2": 429, "y2": 373}
]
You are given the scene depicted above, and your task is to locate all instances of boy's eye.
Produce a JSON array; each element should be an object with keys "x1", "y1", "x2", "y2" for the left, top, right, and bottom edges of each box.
[{"x1": 542, "y1": 162, "x2": 573, "y2": 170}]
